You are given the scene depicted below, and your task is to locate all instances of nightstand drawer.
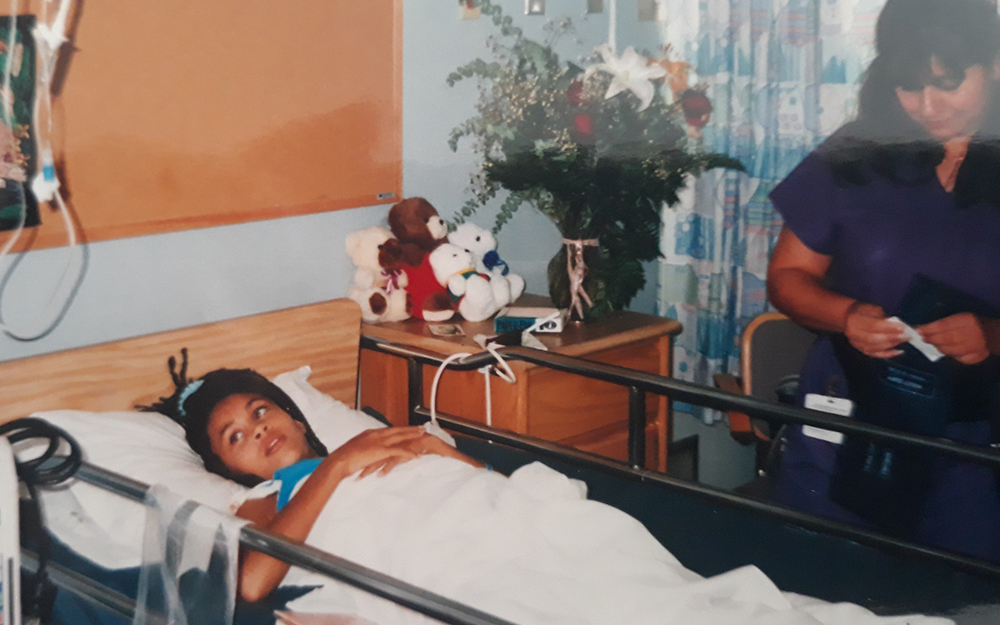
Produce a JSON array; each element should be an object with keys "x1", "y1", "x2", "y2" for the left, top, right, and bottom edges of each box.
[{"x1": 526, "y1": 340, "x2": 662, "y2": 442}]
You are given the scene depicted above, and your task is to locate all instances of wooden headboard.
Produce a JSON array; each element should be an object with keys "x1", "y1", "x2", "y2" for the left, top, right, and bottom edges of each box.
[{"x1": 0, "y1": 299, "x2": 362, "y2": 424}]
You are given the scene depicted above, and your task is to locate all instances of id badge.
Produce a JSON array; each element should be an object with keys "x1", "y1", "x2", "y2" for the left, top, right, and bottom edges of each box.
[{"x1": 802, "y1": 393, "x2": 854, "y2": 445}]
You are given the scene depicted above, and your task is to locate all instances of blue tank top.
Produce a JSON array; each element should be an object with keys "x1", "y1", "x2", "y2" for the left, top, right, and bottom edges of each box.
[{"x1": 273, "y1": 458, "x2": 323, "y2": 511}]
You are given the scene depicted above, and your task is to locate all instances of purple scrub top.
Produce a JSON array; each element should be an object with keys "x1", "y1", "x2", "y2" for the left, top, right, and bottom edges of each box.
[
  {"x1": 767, "y1": 149, "x2": 1000, "y2": 562},
  {"x1": 770, "y1": 151, "x2": 1000, "y2": 316}
]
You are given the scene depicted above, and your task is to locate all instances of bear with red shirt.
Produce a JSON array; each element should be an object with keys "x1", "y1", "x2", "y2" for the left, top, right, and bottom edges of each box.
[{"x1": 380, "y1": 198, "x2": 457, "y2": 321}]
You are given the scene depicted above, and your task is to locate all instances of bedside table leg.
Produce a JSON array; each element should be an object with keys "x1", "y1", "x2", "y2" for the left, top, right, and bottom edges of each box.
[{"x1": 628, "y1": 387, "x2": 646, "y2": 468}]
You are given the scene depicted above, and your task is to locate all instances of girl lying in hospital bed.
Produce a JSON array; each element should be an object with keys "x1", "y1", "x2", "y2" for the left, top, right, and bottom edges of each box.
[{"x1": 142, "y1": 351, "x2": 949, "y2": 625}]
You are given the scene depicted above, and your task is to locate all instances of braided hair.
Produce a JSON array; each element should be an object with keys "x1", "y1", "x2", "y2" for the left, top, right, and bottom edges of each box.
[{"x1": 139, "y1": 348, "x2": 328, "y2": 486}]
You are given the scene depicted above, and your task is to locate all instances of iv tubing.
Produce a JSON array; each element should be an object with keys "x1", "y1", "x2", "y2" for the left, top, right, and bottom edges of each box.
[{"x1": 0, "y1": 0, "x2": 82, "y2": 341}]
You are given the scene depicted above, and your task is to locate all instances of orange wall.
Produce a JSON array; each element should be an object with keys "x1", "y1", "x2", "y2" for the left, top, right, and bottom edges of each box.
[{"x1": 30, "y1": 0, "x2": 401, "y2": 249}]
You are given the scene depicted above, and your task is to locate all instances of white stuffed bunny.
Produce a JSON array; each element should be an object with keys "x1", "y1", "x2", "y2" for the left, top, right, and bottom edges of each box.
[{"x1": 448, "y1": 223, "x2": 525, "y2": 303}]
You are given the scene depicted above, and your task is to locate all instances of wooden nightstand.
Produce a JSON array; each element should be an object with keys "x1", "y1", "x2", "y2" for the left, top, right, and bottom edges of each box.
[{"x1": 359, "y1": 297, "x2": 682, "y2": 471}]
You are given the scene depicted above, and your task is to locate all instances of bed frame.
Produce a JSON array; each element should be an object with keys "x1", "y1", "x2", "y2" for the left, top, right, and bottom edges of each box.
[{"x1": 4, "y1": 298, "x2": 1000, "y2": 625}]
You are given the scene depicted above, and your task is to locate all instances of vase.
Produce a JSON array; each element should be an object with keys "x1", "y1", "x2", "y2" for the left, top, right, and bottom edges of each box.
[{"x1": 547, "y1": 237, "x2": 611, "y2": 322}]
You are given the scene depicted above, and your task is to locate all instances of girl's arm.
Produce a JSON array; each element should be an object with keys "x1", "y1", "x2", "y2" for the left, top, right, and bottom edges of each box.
[
  {"x1": 767, "y1": 227, "x2": 905, "y2": 359},
  {"x1": 399, "y1": 432, "x2": 485, "y2": 468},
  {"x1": 235, "y1": 426, "x2": 427, "y2": 601}
]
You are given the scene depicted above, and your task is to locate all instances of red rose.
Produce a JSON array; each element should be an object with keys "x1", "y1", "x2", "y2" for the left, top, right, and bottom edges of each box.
[
  {"x1": 680, "y1": 89, "x2": 713, "y2": 129},
  {"x1": 566, "y1": 81, "x2": 584, "y2": 106}
]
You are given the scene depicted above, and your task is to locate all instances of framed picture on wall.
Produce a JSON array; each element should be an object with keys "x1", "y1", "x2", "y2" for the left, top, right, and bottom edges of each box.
[{"x1": 0, "y1": 15, "x2": 37, "y2": 233}]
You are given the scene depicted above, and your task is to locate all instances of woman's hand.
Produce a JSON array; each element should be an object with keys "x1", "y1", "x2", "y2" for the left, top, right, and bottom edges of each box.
[
  {"x1": 918, "y1": 313, "x2": 990, "y2": 365},
  {"x1": 844, "y1": 302, "x2": 906, "y2": 359}
]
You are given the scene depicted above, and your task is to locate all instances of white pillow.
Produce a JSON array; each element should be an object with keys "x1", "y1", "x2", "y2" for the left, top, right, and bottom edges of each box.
[
  {"x1": 30, "y1": 409, "x2": 245, "y2": 570},
  {"x1": 272, "y1": 365, "x2": 386, "y2": 452},
  {"x1": 31, "y1": 366, "x2": 384, "y2": 570}
]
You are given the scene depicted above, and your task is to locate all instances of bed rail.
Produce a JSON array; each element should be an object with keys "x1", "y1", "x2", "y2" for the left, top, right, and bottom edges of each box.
[
  {"x1": 20, "y1": 549, "x2": 144, "y2": 624},
  {"x1": 66, "y1": 463, "x2": 518, "y2": 625},
  {"x1": 438, "y1": 412, "x2": 1000, "y2": 579},
  {"x1": 361, "y1": 334, "x2": 1000, "y2": 471}
]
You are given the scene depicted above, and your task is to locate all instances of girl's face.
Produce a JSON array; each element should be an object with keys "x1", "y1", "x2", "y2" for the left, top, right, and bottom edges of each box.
[
  {"x1": 895, "y1": 58, "x2": 998, "y2": 142},
  {"x1": 207, "y1": 393, "x2": 317, "y2": 480}
]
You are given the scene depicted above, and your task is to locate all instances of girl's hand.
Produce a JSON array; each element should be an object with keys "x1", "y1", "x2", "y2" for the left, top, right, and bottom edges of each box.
[
  {"x1": 844, "y1": 302, "x2": 906, "y2": 359},
  {"x1": 323, "y1": 427, "x2": 426, "y2": 479},
  {"x1": 398, "y1": 432, "x2": 485, "y2": 469},
  {"x1": 918, "y1": 313, "x2": 990, "y2": 365},
  {"x1": 237, "y1": 425, "x2": 427, "y2": 603}
]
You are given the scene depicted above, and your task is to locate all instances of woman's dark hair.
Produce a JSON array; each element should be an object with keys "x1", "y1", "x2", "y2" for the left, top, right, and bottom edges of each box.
[
  {"x1": 824, "y1": 0, "x2": 1000, "y2": 206},
  {"x1": 139, "y1": 349, "x2": 328, "y2": 487}
]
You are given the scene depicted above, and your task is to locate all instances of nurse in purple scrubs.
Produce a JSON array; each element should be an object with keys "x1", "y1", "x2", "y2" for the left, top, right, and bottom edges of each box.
[{"x1": 766, "y1": 0, "x2": 1000, "y2": 561}]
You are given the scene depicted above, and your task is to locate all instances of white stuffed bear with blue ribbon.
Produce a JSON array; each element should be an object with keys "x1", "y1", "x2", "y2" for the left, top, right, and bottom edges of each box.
[
  {"x1": 448, "y1": 222, "x2": 525, "y2": 304},
  {"x1": 429, "y1": 243, "x2": 507, "y2": 322}
]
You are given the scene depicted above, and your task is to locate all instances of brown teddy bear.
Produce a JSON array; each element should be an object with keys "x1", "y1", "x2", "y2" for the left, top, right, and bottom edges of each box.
[
  {"x1": 382, "y1": 197, "x2": 449, "y2": 267},
  {"x1": 381, "y1": 197, "x2": 456, "y2": 321}
]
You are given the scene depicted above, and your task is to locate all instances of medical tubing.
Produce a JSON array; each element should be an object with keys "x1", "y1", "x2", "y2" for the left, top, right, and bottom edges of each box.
[
  {"x1": 477, "y1": 342, "x2": 517, "y2": 428},
  {"x1": 430, "y1": 352, "x2": 473, "y2": 427},
  {"x1": 482, "y1": 366, "x2": 491, "y2": 427},
  {"x1": 0, "y1": 416, "x2": 83, "y2": 623},
  {"x1": 0, "y1": 0, "x2": 82, "y2": 341},
  {"x1": 432, "y1": 344, "x2": 517, "y2": 428}
]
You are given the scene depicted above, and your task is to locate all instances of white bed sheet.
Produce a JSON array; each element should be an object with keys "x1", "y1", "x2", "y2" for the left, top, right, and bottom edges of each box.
[{"x1": 269, "y1": 457, "x2": 952, "y2": 625}]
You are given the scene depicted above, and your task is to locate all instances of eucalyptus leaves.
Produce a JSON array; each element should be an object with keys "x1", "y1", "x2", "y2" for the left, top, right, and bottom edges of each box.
[{"x1": 448, "y1": 0, "x2": 740, "y2": 312}]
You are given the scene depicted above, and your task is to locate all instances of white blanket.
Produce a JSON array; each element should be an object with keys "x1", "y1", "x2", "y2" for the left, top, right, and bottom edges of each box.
[{"x1": 276, "y1": 457, "x2": 951, "y2": 625}]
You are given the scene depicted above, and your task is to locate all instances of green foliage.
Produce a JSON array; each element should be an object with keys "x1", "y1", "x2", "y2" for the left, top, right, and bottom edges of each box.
[{"x1": 448, "y1": 0, "x2": 742, "y2": 310}]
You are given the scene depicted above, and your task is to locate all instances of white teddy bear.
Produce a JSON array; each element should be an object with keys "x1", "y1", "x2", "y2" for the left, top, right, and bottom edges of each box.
[
  {"x1": 345, "y1": 226, "x2": 411, "y2": 324},
  {"x1": 428, "y1": 243, "x2": 508, "y2": 322},
  {"x1": 448, "y1": 222, "x2": 525, "y2": 304}
]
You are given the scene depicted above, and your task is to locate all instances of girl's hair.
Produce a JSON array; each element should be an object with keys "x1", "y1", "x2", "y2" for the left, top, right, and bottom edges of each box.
[
  {"x1": 139, "y1": 349, "x2": 328, "y2": 487},
  {"x1": 824, "y1": 0, "x2": 1000, "y2": 207}
]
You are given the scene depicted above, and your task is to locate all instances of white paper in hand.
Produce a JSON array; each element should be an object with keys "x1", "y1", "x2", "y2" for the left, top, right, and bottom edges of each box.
[{"x1": 888, "y1": 316, "x2": 945, "y2": 362}]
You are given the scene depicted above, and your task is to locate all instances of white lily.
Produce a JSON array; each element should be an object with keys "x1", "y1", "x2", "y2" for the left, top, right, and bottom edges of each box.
[{"x1": 585, "y1": 45, "x2": 667, "y2": 112}]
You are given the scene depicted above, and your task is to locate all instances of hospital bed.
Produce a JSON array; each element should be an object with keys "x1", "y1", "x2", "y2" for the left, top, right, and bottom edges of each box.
[{"x1": 2, "y1": 298, "x2": 999, "y2": 625}]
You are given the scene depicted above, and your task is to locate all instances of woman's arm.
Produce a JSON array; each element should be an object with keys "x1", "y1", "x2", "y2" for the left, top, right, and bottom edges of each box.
[
  {"x1": 235, "y1": 426, "x2": 427, "y2": 601},
  {"x1": 767, "y1": 227, "x2": 905, "y2": 358}
]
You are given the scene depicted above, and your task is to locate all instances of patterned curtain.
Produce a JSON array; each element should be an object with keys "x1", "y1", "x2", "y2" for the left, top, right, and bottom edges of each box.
[{"x1": 656, "y1": 0, "x2": 885, "y2": 422}]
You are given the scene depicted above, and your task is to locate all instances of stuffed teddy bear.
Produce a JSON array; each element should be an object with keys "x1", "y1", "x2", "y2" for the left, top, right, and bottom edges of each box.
[
  {"x1": 380, "y1": 197, "x2": 456, "y2": 321},
  {"x1": 344, "y1": 226, "x2": 412, "y2": 324},
  {"x1": 404, "y1": 251, "x2": 458, "y2": 322},
  {"x1": 429, "y1": 243, "x2": 508, "y2": 322},
  {"x1": 448, "y1": 222, "x2": 526, "y2": 304},
  {"x1": 382, "y1": 197, "x2": 449, "y2": 267}
]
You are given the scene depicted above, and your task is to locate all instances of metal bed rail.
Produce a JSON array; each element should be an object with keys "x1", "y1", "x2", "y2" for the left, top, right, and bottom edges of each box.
[
  {"x1": 431, "y1": 411, "x2": 1000, "y2": 579},
  {"x1": 35, "y1": 429, "x2": 1000, "y2": 625},
  {"x1": 39, "y1": 416, "x2": 1000, "y2": 625},
  {"x1": 26, "y1": 336, "x2": 1000, "y2": 624},
  {"x1": 68, "y1": 463, "x2": 518, "y2": 625},
  {"x1": 361, "y1": 334, "x2": 1000, "y2": 471},
  {"x1": 20, "y1": 549, "x2": 146, "y2": 625}
]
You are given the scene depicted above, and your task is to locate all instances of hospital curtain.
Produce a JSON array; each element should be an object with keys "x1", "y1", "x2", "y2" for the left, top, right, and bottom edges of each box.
[{"x1": 656, "y1": 0, "x2": 885, "y2": 422}]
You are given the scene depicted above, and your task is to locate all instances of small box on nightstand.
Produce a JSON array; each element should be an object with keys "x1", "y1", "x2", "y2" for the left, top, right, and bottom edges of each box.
[{"x1": 493, "y1": 307, "x2": 568, "y2": 333}]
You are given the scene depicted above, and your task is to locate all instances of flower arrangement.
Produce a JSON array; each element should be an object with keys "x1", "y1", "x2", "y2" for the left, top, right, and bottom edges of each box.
[{"x1": 448, "y1": 0, "x2": 741, "y2": 319}]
